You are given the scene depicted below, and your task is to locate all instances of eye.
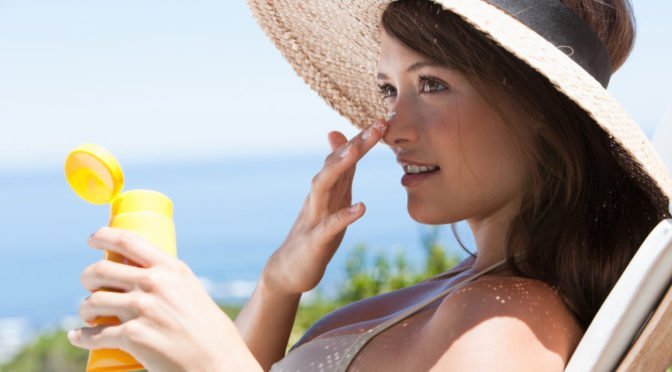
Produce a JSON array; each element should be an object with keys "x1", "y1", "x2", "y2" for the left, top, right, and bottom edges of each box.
[
  {"x1": 419, "y1": 75, "x2": 448, "y2": 93},
  {"x1": 377, "y1": 83, "x2": 396, "y2": 99}
]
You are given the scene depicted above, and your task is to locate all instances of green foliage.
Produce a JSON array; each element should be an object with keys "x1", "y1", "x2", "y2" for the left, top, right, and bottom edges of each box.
[
  {"x1": 286, "y1": 290, "x2": 342, "y2": 349},
  {"x1": 2, "y1": 227, "x2": 461, "y2": 370},
  {"x1": 219, "y1": 304, "x2": 242, "y2": 320},
  {"x1": 422, "y1": 227, "x2": 457, "y2": 276},
  {"x1": 1, "y1": 330, "x2": 87, "y2": 372},
  {"x1": 338, "y1": 227, "x2": 460, "y2": 303},
  {"x1": 288, "y1": 226, "x2": 460, "y2": 348}
]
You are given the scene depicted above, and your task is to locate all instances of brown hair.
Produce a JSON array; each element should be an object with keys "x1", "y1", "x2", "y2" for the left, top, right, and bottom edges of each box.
[
  {"x1": 382, "y1": 0, "x2": 670, "y2": 329},
  {"x1": 561, "y1": 0, "x2": 636, "y2": 72}
]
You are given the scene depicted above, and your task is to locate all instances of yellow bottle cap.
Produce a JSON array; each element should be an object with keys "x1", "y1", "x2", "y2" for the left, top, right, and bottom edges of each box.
[
  {"x1": 65, "y1": 143, "x2": 124, "y2": 205},
  {"x1": 111, "y1": 190, "x2": 173, "y2": 219}
]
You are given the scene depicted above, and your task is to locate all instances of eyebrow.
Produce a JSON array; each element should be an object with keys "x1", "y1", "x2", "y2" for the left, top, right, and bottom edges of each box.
[{"x1": 376, "y1": 60, "x2": 442, "y2": 80}]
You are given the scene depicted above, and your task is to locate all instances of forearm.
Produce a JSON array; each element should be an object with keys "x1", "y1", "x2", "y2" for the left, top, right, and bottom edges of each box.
[
  {"x1": 231, "y1": 120, "x2": 385, "y2": 369},
  {"x1": 234, "y1": 275, "x2": 302, "y2": 370}
]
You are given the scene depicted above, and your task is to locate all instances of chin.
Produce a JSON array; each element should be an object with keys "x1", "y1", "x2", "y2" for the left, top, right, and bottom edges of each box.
[{"x1": 407, "y1": 201, "x2": 460, "y2": 225}]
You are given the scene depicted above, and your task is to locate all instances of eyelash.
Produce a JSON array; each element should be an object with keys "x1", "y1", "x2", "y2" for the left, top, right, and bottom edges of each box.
[{"x1": 377, "y1": 75, "x2": 449, "y2": 99}]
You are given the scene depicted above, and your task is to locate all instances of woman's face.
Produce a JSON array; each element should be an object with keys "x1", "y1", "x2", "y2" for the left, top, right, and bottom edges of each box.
[{"x1": 377, "y1": 29, "x2": 530, "y2": 225}]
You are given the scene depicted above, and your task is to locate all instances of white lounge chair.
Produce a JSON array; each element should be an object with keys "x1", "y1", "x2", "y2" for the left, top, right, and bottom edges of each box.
[{"x1": 565, "y1": 206, "x2": 672, "y2": 371}]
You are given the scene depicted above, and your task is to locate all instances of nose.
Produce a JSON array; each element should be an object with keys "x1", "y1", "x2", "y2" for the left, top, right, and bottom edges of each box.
[{"x1": 381, "y1": 97, "x2": 420, "y2": 149}]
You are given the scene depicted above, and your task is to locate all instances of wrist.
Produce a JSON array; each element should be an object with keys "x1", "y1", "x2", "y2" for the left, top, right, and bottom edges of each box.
[
  {"x1": 202, "y1": 312, "x2": 265, "y2": 372},
  {"x1": 201, "y1": 342, "x2": 263, "y2": 372},
  {"x1": 258, "y1": 269, "x2": 303, "y2": 300},
  {"x1": 224, "y1": 340, "x2": 264, "y2": 372}
]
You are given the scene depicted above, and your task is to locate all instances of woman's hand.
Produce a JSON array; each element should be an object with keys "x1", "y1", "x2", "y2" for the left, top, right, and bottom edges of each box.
[
  {"x1": 262, "y1": 118, "x2": 389, "y2": 296},
  {"x1": 68, "y1": 227, "x2": 262, "y2": 372}
]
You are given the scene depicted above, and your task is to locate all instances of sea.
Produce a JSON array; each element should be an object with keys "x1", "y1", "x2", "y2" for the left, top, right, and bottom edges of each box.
[{"x1": 0, "y1": 151, "x2": 472, "y2": 362}]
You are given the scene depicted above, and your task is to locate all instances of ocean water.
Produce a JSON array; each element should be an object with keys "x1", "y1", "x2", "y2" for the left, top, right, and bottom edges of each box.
[{"x1": 0, "y1": 151, "x2": 470, "y2": 332}]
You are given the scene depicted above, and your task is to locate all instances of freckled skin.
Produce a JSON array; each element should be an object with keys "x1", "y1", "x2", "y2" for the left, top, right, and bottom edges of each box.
[
  {"x1": 293, "y1": 260, "x2": 582, "y2": 371},
  {"x1": 287, "y1": 30, "x2": 583, "y2": 371},
  {"x1": 377, "y1": 30, "x2": 530, "y2": 227}
]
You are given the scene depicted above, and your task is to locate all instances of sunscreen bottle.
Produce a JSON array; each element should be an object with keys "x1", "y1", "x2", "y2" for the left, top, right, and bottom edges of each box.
[{"x1": 65, "y1": 143, "x2": 177, "y2": 372}]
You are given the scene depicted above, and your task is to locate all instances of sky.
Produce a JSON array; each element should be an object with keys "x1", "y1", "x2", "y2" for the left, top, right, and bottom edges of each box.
[{"x1": 0, "y1": 0, "x2": 671, "y2": 172}]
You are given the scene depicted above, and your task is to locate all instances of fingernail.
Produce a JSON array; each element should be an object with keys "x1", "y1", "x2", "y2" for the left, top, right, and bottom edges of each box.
[
  {"x1": 349, "y1": 203, "x2": 361, "y2": 213},
  {"x1": 89, "y1": 230, "x2": 99, "y2": 240},
  {"x1": 374, "y1": 120, "x2": 387, "y2": 135},
  {"x1": 67, "y1": 330, "x2": 76, "y2": 342},
  {"x1": 339, "y1": 145, "x2": 351, "y2": 158}
]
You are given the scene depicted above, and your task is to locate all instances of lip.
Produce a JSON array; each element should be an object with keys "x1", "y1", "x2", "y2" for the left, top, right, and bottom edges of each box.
[
  {"x1": 396, "y1": 157, "x2": 439, "y2": 167},
  {"x1": 396, "y1": 156, "x2": 441, "y2": 187},
  {"x1": 401, "y1": 168, "x2": 440, "y2": 187}
]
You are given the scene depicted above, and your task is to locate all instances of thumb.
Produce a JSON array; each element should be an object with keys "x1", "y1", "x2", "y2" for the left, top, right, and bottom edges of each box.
[{"x1": 328, "y1": 131, "x2": 348, "y2": 151}]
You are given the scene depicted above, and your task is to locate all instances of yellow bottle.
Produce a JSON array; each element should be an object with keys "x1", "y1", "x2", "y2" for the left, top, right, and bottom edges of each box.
[{"x1": 65, "y1": 143, "x2": 177, "y2": 372}]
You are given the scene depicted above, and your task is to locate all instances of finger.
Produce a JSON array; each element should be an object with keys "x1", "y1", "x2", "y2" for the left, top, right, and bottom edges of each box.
[
  {"x1": 80, "y1": 290, "x2": 136, "y2": 324},
  {"x1": 342, "y1": 155, "x2": 357, "y2": 191},
  {"x1": 324, "y1": 119, "x2": 386, "y2": 164},
  {"x1": 333, "y1": 163, "x2": 356, "y2": 205},
  {"x1": 328, "y1": 131, "x2": 348, "y2": 151},
  {"x1": 89, "y1": 227, "x2": 167, "y2": 268},
  {"x1": 328, "y1": 149, "x2": 356, "y2": 203},
  {"x1": 81, "y1": 259, "x2": 145, "y2": 292},
  {"x1": 350, "y1": 118, "x2": 388, "y2": 158},
  {"x1": 344, "y1": 171, "x2": 355, "y2": 201},
  {"x1": 313, "y1": 119, "x2": 388, "y2": 195},
  {"x1": 313, "y1": 202, "x2": 366, "y2": 244},
  {"x1": 68, "y1": 323, "x2": 124, "y2": 350},
  {"x1": 310, "y1": 154, "x2": 356, "y2": 216}
]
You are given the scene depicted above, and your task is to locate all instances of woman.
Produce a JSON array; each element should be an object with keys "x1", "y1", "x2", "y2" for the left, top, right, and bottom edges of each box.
[{"x1": 68, "y1": 0, "x2": 671, "y2": 370}]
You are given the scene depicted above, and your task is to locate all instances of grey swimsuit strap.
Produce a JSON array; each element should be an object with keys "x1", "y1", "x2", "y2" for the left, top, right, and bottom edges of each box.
[{"x1": 334, "y1": 257, "x2": 509, "y2": 372}]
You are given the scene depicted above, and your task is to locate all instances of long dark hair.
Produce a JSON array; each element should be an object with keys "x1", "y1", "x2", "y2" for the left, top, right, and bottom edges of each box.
[{"x1": 382, "y1": 0, "x2": 670, "y2": 329}]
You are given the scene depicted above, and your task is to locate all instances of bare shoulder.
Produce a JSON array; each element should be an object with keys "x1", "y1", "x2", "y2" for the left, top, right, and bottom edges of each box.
[{"x1": 410, "y1": 275, "x2": 584, "y2": 371}]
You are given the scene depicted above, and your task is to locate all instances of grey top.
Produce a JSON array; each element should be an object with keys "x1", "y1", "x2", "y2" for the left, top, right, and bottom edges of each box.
[{"x1": 270, "y1": 258, "x2": 508, "y2": 372}]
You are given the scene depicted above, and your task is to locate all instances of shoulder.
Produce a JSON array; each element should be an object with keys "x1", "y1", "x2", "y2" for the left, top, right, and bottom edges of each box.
[
  {"x1": 294, "y1": 259, "x2": 478, "y2": 348},
  {"x1": 410, "y1": 275, "x2": 584, "y2": 371}
]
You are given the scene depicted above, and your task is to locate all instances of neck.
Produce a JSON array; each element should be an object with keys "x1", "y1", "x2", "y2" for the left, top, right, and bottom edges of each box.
[{"x1": 466, "y1": 199, "x2": 521, "y2": 273}]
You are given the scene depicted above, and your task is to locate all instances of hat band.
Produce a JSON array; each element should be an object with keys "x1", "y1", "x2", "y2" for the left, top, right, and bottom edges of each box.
[{"x1": 484, "y1": 0, "x2": 613, "y2": 87}]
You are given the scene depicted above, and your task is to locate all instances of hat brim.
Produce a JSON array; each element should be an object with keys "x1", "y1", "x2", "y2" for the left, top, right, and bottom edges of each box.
[{"x1": 247, "y1": 0, "x2": 672, "y2": 199}]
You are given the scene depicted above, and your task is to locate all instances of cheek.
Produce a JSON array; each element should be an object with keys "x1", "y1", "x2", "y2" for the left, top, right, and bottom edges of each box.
[
  {"x1": 422, "y1": 110, "x2": 529, "y2": 222},
  {"x1": 456, "y1": 107, "x2": 528, "y2": 190},
  {"x1": 404, "y1": 96, "x2": 530, "y2": 223}
]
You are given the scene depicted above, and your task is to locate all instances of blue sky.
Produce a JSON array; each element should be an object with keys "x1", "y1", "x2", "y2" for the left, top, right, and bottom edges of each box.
[{"x1": 0, "y1": 0, "x2": 670, "y2": 171}]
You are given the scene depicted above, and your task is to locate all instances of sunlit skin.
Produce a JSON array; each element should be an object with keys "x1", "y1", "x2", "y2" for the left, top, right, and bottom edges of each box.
[
  {"x1": 286, "y1": 29, "x2": 582, "y2": 370},
  {"x1": 67, "y1": 28, "x2": 582, "y2": 372},
  {"x1": 377, "y1": 29, "x2": 531, "y2": 273}
]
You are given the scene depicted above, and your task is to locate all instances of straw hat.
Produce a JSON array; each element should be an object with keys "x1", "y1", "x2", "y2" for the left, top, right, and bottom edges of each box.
[{"x1": 246, "y1": 0, "x2": 672, "y2": 201}]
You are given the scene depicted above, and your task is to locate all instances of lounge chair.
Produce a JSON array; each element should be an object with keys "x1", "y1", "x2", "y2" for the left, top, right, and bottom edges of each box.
[{"x1": 565, "y1": 207, "x2": 672, "y2": 371}]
